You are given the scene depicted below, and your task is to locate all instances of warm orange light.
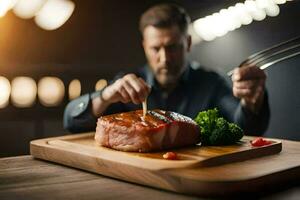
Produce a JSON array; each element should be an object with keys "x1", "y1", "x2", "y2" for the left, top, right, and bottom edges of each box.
[
  {"x1": 38, "y1": 77, "x2": 65, "y2": 107},
  {"x1": 11, "y1": 76, "x2": 37, "y2": 108},
  {"x1": 68, "y1": 79, "x2": 81, "y2": 100},
  {"x1": 0, "y1": 76, "x2": 11, "y2": 108},
  {"x1": 95, "y1": 79, "x2": 107, "y2": 91}
]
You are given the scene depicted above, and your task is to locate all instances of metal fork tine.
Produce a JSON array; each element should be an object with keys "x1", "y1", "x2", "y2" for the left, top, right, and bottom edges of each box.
[
  {"x1": 259, "y1": 50, "x2": 300, "y2": 71},
  {"x1": 227, "y1": 48, "x2": 300, "y2": 76},
  {"x1": 227, "y1": 36, "x2": 300, "y2": 76},
  {"x1": 244, "y1": 35, "x2": 300, "y2": 66},
  {"x1": 251, "y1": 43, "x2": 300, "y2": 66}
]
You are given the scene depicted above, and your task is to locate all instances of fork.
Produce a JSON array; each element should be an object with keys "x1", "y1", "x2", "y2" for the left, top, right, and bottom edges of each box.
[{"x1": 227, "y1": 35, "x2": 300, "y2": 76}]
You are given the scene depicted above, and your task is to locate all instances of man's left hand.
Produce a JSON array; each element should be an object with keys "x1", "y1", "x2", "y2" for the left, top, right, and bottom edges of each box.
[{"x1": 232, "y1": 65, "x2": 266, "y2": 114}]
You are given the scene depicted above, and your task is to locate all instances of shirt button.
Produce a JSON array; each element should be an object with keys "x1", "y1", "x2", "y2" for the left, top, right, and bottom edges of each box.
[{"x1": 78, "y1": 102, "x2": 85, "y2": 110}]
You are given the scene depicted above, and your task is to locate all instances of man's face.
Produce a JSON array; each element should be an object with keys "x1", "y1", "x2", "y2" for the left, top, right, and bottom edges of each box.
[{"x1": 142, "y1": 25, "x2": 191, "y2": 88}]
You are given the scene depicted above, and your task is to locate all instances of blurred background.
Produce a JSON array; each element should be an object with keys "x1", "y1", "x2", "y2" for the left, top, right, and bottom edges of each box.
[{"x1": 0, "y1": 0, "x2": 299, "y2": 157}]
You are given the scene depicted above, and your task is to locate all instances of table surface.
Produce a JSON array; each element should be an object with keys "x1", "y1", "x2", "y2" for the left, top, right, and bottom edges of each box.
[{"x1": 0, "y1": 155, "x2": 299, "y2": 200}]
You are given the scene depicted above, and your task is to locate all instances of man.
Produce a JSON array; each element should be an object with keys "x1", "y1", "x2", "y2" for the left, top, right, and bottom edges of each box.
[{"x1": 64, "y1": 3, "x2": 269, "y2": 135}]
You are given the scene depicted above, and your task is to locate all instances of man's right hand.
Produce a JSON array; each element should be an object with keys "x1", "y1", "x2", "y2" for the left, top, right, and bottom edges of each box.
[{"x1": 102, "y1": 74, "x2": 151, "y2": 105}]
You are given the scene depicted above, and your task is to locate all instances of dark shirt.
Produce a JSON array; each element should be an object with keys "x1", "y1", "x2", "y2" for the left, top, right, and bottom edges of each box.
[{"x1": 63, "y1": 64, "x2": 270, "y2": 134}]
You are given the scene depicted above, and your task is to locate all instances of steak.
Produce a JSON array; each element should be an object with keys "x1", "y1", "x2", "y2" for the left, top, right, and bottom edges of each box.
[{"x1": 95, "y1": 110, "x2": 200, "y2": 152}]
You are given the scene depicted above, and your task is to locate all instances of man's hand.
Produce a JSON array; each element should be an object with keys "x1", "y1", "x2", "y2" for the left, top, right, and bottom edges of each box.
[
  {"x1": 102, "y1": 74, "x2": 151, "y2": 105},
  {"x1": 232, "y1": 65, "x2": 266, "y2": 114}
]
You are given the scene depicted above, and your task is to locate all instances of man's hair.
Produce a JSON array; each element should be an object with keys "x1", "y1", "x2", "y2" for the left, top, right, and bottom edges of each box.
[{"x1": 139, "y1": 3, "x2": 191, "y2": 35}]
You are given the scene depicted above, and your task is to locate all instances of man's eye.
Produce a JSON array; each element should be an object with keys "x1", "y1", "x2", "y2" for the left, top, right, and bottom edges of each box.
[{"x1": 151, "y1": 47, "x2": 160, "y2": 52}]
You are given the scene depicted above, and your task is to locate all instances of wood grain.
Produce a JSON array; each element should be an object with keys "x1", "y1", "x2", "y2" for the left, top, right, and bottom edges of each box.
[
  {"x1": 1, "y1": 156, "x2": 299, "y2": 199},
  {"x1": 28, "y1": 132, "x2": 300, "y2": 196},
  {"x1": 0, "y1": 156, "x2": 200, "y2": 200}
]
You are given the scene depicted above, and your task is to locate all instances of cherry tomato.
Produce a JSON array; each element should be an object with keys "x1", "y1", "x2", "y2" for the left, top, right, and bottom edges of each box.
[
  {"x1": 251, "y1": 137, "x2": 272, "y2": 147},
  {"x1": 163, "y1": 152, "x2": 178, "y2": 160}
]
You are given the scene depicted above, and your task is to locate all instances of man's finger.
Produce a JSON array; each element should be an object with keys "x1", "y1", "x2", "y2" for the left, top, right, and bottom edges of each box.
[
  {"x1": 232, "y1": 66, "x2": 266, "y2": 81},
  {"x1": 118, "y1": 87, "x2": 131, "y2": 103},
  {"x1": 233, "y1": 88, "x2": 251, "y2": 97},
  {"x1": 136, "y1": 77, "x2": 151, "y2": 100},
  {"x1": 138, "y1": 77, "x2": 151, "y2": 93},
  {"x1": 126, "y1": 78, "x2": 148, "y2": 102},
  {"x1": 122, "y1": 80, "x2": 140, "y2": 104},
  {"x1": 233, "y1": 80, "x2": 259, "y2": 90},
  {"x1": 233, "y1": 84, "x2": 264, "y2": 101}
]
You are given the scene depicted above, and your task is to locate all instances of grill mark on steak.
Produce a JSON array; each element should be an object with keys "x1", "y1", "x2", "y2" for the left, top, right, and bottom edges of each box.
[
  {"x1": 165, "y1": 111, "x2": 197, "y2": 125},
  {"x1": 148, "y1": 110, "x2": 172, "y2": 124}
]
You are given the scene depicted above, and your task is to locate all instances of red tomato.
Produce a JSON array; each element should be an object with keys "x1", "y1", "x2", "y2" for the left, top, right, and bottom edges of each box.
[
  {"x1": 251, "y1": 137, "x2": 272, "y2": 147},
  {"x1": 163, "y1": 152, "x2": 178, "y2": 160}
]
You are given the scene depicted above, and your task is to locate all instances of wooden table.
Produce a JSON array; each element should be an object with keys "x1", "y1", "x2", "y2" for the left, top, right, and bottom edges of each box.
[{"x1": 0, "y1": 155, "x2": 299, "y2": 200}]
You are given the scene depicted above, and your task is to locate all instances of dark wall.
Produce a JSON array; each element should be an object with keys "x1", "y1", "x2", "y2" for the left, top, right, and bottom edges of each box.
[{"x1": 0, "y1": 0, "x2": 299, "y2": 157}]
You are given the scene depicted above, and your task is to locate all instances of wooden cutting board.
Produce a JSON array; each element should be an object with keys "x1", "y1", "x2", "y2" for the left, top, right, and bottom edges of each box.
[{"x1": 30, "y1": 132, "x2": 300, "y2": 196}]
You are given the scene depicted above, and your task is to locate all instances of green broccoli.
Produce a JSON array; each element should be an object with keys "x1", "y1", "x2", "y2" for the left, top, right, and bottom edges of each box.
[
  {"x1": 229, "y1": 122, "x2": 244, "y2": 142},
  {"x1": 194, "y1": 108, "x2": 243, "y2": 146}
]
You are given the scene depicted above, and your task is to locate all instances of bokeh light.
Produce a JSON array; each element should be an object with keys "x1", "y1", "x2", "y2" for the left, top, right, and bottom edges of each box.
[
  {"x1": 38, "y1": 77, "x2": 65, "y2": 107},
  {"x1": 35, "y1": 0, "x2": 75, "y2": 30},
  {"x1": 95, "y1": 79, "x2": 108, "y2": 91},
  {"x1": 193, "y1": 17, "x2": 216, "y2": 42},
  {"x1": 11, "y1": 77, "x2": 37, "y2": 108},
  {"x1": 68, "y1": 79, "x2": 81, "y2": 100},
  {"x1": 0, "y1": 76, "x2": 11, "y2": 108},
  {"x1": 273, "y1": 0, "x2": 287, "y2": 4},
  {"x1": 192, "y1": 0, "x2": 289, "y2": 41},
  {"x1": 265, "y1": 3, "x2": 280, "y2": 16},
  {"x1": 13, "y1": 0, "x2": 46, "y2": 19},
  {"x1": 244, "y1": 0, "x2": 266, "y2": 21},
  {"x1": 0, "y1": 0, "x2": 18, "y2": 17}
]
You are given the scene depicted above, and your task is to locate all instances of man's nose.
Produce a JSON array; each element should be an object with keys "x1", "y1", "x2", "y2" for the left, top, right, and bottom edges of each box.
[{"x1": 159, "y1": 48, "x2": 171, "y2": 63}]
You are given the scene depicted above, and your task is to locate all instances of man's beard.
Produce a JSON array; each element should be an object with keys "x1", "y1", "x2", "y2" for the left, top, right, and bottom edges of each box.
[{"x1": 155, "y1": 65, "x2": 182, "y2": 88}]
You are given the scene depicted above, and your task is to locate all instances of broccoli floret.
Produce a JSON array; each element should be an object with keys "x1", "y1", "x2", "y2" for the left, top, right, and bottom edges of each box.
[
  {"x1": 209, "y1": 117, "x2": 232, "y2": 145},
  {"x1": 194, "y1": 108, "x2": 244, "y2": 146},
  {"x1": 194, "y1": 108, "x2": 219, "y2": 145},
  {"x1": 229, "y1": 122, "x2": 244, "y2": 142}
]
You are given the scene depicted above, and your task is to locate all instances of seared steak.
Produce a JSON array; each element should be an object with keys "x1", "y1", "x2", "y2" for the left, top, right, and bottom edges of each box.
[{"x1": 95, "y1": 110, "x2": 200, "y2": 152}]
